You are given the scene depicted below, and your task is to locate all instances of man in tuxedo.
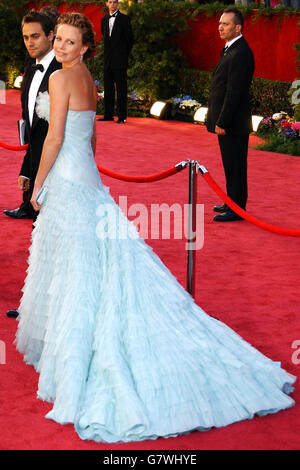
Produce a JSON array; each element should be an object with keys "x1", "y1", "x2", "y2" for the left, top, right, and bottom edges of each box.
[
  {"x1": 98, "y1": 0, "x2": 133, "y2": 124},
  {"x1": 4, "y1": 10, "x2": 61, "y2": 221},
  {"x1": 206, "y1": 8, "x2": 254, "y2": 222}
]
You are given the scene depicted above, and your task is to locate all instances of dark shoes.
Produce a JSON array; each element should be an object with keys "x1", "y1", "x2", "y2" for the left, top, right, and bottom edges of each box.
[
  {"x1": 4, "y1": 208, "x2": 33, "y2": 219},
  {"x1": 213, "y1": 202, "x2": 243, "y2": 222},
  {"x1": 213, "y1": 204, "x2": 229, "y2": 213},
  {"x1": 116, "y1": 119, "x2": 126, "y2": 124},
  {"x1": 213, "y1": 210, "x2": 243, "y2": 222},
  {"x1": 6, "y1": 309, "x2": 19, "y2": 318}
]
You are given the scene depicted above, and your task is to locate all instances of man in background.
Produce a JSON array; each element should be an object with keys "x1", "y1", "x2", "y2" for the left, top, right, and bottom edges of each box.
[
  {"x1": 206, "y1": 8, "x2": 254, "y2": 222},
  {"x1": 98, "y1": 0, "x2": 133, "y2": 124}
]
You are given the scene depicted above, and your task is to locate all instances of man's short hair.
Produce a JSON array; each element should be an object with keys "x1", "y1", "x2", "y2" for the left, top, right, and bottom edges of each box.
[
  {"x1": 22, "y1": 10, "x2": 56, "y2": 36},
  {"x1": 39, "y1": 6, "x2": 60, "y2": 26},
  {"x1": 223, "y1": 8, "x2": 244, "y2": 29}
]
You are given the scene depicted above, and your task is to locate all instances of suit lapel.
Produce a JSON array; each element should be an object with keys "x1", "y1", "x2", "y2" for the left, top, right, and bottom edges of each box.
[
  {"x1": 104, "y1": 14, "x2": 110, "y2": 37},
  {"x1": 23, "y1": 77, "x2": 33, "y2": 130},
  {"x1": 31, "y1": 58, "x2": 60, "y2": 129},
  {"x1": 22, "y1": 58, "x2": 35, "y2": 129},
  {"x1": 110, "y1": 12, "x2": 121, "y2": 38},
  {"x1": 223, "y1": 37, "x2": 244, "y2": 56},
  {"x1": 214, "y1": 37, "x2": 244, "y2": 75}
]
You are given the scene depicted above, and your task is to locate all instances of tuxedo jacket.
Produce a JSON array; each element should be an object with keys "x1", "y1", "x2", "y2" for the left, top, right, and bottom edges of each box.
[
  {"x1": 101, "y1": 12, "x2": 133, "y2": 70},
  {"x1": 206, "y1": 36, "x2": 254, "y2": 135},
  {"x1": 19, "y1": 56, "x2": 62, "y2": 180}
]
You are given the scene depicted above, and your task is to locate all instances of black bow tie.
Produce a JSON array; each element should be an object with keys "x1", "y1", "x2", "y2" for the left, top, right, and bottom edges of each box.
[
  {"x1": 109, "y1": 12, "x2": 118, "y2": 19},
  {"x1": 32, "y1": 63, "x2": 44, "y2": 73}
]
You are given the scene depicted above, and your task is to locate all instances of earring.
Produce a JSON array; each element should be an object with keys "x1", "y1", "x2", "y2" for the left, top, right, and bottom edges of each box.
[{"x1": 80, "y1": 54, "x2": 83, "y2": 62}]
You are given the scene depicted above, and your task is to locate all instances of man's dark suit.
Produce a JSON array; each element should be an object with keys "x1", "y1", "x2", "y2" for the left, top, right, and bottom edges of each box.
[
  {"x1": 206, "y1": 36, "x2": 254, "y2": 210},
  {"x1": 101, "y1": 11, "x2": 133, "y2": 121},
  {"x1": 19, "y1": 56, "x2": 61, "y2": 218}
]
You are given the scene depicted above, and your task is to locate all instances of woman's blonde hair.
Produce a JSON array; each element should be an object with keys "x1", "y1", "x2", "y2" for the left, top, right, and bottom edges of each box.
[{"x1": 56, "y1": 12, "x2": 96, "y2": 59}]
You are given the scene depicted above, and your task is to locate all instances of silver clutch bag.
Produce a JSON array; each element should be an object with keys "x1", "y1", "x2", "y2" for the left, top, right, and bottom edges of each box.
[{"x1": 36, "y1": 186, "x2": 48, "y2": 205}]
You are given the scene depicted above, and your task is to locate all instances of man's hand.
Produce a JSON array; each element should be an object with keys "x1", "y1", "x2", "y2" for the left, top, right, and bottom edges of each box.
[
  {"x1": 215, "y1": 125, "x2": 226, "y2": 136},
  {"x1": 18, "y1": 176, "x2": 30, "y2": 191}
]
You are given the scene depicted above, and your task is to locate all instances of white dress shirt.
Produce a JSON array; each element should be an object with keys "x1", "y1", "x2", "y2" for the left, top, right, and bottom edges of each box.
[
  {"x1": 28, "y1": 49, "x2": 55, "y2": 127},
  {"x1": 109, "y1": 11, "x2": 118, "y2": 36},
  {"x1": 225, "y1": 34, "x2": 243, "y2": 50}
]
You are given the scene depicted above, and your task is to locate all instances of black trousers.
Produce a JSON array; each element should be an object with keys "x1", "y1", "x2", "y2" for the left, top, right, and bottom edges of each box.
[
  {"x1": 218, "y1": 133, "x2": 249, "y2": 210},
  {"x1": 103, "y1": 67, "x2": 128, "y2": 120},
  {"x1": 20, "y1": 181, "x2": 38, "y2": 221}
]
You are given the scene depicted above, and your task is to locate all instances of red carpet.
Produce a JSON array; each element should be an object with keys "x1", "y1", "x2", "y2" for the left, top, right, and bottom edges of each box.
[{"x1": 0, "y1": 90, "x2": 299, "y2": 450}]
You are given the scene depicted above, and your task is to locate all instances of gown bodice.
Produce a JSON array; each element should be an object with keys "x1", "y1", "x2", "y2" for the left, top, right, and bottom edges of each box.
[
  {"x1": 51, "y1": 110, "x2": 102, "y2": 190},
  {"x1": 36, "y1": 92, "x2": 101, "y2": 190}
]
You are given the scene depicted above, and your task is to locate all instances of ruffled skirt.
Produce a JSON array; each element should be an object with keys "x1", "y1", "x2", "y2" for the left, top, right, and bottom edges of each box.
[{"x1": 16, "y1": 172, "x2": 296, "y2": 443}]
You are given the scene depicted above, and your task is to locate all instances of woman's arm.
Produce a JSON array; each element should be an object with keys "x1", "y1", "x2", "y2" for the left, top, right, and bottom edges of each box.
[{"x1": 31, "y1": 71, "x2": 69, "y2": 211}]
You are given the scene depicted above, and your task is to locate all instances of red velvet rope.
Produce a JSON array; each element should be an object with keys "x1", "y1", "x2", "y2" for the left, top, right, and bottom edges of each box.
[
  {"x1": 201, "y1": 171, "x2": 300, "y2": 237},
  {"x1": 4, "y1": 137, "x2": 298, "y2": 236},
  {"x1": 0, "y1": 140, "x2": 182, "y2": 182},
  {"x1": 97, "y1": 164, "x2": 181, "y2": 182},
  {"x1": 0, "y1": 141, "x2": 28, "y2": 151}
]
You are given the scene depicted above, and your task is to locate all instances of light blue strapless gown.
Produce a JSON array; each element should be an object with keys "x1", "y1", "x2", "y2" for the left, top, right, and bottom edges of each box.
[{"x1": 15, "y1": 104, "x2": 296, "y2": 444}]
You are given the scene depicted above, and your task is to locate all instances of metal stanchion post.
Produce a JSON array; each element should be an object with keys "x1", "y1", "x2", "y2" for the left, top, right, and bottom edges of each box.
[{"x1": 186, "y1": 160, "x2": 198, "y2": 297}]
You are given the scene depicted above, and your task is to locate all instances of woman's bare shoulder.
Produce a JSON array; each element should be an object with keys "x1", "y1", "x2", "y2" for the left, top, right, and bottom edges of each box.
[{"x1": 49, "y1": 68, "x2": 69, "y2": 85}]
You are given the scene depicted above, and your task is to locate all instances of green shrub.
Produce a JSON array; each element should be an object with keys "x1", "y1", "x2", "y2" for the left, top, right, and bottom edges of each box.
[
  {"x1": 174, "y1": 68, "x2": 294, "y2": 117},
  {"x1": 0, "y1": 4, "x2": 26, "y2": 86},
  {"x1": 256, "y1": 135, "x2": 300, "y2": 157},
  {"x1": 87, "y1": 42, "x2": 104, "y2": 90},
  {"x1": 124, "y1": 0, "x2": 194, "y2": 101},
  {"x1": 250, "y1": 78, "x2": 294, "y2": 116},
  {"x1": 89, "y1": 58, "x2": 297, "y2": 120},
  {"x1": 294, "y1": 104, "x2": 300, "y2": 121},
  {"x1": 176, "y1": 69, "x2": 212, "y2": 107}
]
